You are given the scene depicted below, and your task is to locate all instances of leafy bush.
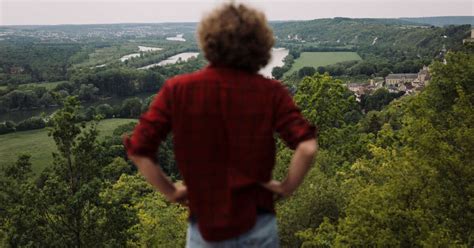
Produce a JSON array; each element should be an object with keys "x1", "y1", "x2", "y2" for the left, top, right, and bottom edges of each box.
[{"x1": 16, "y1": 117, "x2": 46, "y2": 131}]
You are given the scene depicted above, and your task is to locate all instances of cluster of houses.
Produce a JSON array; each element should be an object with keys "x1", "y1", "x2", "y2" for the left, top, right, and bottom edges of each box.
[{"x1": 347, "y1": 66, "x2": 431, "y2": 101}]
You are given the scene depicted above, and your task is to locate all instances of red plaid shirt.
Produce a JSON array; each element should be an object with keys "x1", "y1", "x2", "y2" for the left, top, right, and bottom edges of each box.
[{"x1": 124, "y1": 64, "x2": 316, "y2": 241}]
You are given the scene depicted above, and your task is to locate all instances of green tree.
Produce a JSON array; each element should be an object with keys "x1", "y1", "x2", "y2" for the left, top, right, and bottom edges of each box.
[
  {"x1": 100, "y1": 174, "x2": 187, "y2": 248},
  {"x1": 76, "y1": 83, "x2": 99, "y2": 101},
  {"x1": 0, "y1": 97, "x2": 135, "y2": 247},
  {"x1": 378, "y1": 67, "x2": 392, "y2": 77},
  {"x1": 276, "y1": 164, "x2": 344, "y2": 247},
  {"x1": 119, "y1": 97, "x2": 142, "y2": 118},
  {"x1": 0, "y1": 155, "x2": 44, "y2": 247},
  {"x1": 293, "y1": 73, "x2": 360, "y2": 148},
  {"x1": 0, "y1": 121, "x2": 16, "y2": 134},
  {"x1": 275, "y1": 73, "x2": 367, "y2": 246},
  {"x1": 298, "y1": 66, "x2": 316, "y2": 79},
  {"x1": 39, "y1": 92, "x2": 56, "y2": 107},
  {"x1": 96, "y1": 103, "x2": 114, "y2": 118},
  {"x1": 16, "y1": 116, "x2": 46, "y2": 131},
  {"x1": 272, "y1": 66, "x2": 285, "y2": 79},
  {"x1": 361, "y1": 88, "x2": 404, "y2": 111}
]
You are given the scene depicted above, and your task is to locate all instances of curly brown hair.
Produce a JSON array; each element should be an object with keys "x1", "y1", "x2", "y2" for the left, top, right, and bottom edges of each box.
[{"x1": 197, "y1": 3, "x2": 275, "y2": 73}]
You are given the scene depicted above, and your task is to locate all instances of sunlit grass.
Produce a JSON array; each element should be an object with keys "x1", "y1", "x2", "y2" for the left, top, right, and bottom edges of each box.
[
  {"x1": 0, "y1": 118, "x2": 137, "y2": 175},
  {"x1": 286, "y1": 51, "x2": 362, "y2": 75}
]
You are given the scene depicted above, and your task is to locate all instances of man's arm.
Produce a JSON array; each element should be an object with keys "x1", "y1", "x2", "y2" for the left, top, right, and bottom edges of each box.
[
  {"x1": 264, "y1": 82, "x2": 319, "y2": 197},
  {"x1": 124, "y1": 81, "x2": 187, "y2": 204},
  {"x1": 129, "y1": 155, "x2": 187, "y2": 204},
  {"x1": 262, "y1": 138, "x2": 318, "y2": 197}
]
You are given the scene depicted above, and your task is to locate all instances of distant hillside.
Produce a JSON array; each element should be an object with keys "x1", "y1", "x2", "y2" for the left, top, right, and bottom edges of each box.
[
  {"x1": 399, "y1": 16, "x2": 474, "y2": 27},
  {"x1": 271, "y1": 18, "x2": 471, "y2": 57}
]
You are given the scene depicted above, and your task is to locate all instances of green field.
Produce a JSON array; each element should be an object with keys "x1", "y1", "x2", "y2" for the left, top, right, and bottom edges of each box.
[
  {"x1": 0, "y1": 118, "x2": 137, "y2": 174},
  {"x1": 286, "y1": 52, "x2": 362, "y2": 75},
  {"x1": 73, "y1": 44, "x2": 138, "y2": 68},
  {"x1": 72, "y1": 42, "x2": 167, "y2": 68}
]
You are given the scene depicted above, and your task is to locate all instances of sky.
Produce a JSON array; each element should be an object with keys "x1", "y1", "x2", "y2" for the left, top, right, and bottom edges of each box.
[{"x1": 0, "y1": 0, "x2": 473, "y2": 25}]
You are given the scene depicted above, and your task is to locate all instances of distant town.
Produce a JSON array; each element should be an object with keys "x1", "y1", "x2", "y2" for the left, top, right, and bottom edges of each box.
[
  {"x1": 347, "y1": 65, "x2": 431, "y2": 101},
  {"x1": 348, "y1": 27, "x2": 472, "y2": 101}
]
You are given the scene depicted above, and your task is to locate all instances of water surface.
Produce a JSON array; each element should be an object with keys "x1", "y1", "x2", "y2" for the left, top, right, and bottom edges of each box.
[
  {"x1": 258, "y1": 48, "x2": 289, "y2": 78},
  {"x1": 166, "y1": 34, "x2": 186, "y2": 42},
  {"x1": 139, "y1": 52, "x2": 199, "y2": 69}
]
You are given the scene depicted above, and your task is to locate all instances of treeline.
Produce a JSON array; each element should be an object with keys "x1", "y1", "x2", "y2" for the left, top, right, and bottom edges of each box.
[
  {"x1": 272, "y1": 18, "x2": 470, "y2": 56},
  {"x1": 316, "y1": 56, "x2": 430, "y2": 77},
  {"x1": 0, "y1": 85, "x2": 58, "y2": 113},
  {"x1": 0, "y1": 81, "x2": 101, "y2": 113},
  {"x1": 0, "y1": 93, "x2": 157, "y2": 135},
  {"x1": 0, "y1": 117, "x2": 46, "y2": 134},
  {"x1": 72, "y1": 68, "x2": 165, "y2": 97},
  {"x1": 281, "y1": 55, "x2": 430, "y2": 80}
]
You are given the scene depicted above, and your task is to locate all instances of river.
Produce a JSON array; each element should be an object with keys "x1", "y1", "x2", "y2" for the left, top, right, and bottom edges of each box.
[
  {"x1": 119, "y1": 46, "x2": 163, "y2": 62},
  {"x1": 166, "y1": 34, "x2": 186, "y2": 42},
  {"x1": 138, "y1": 52, "x2": 199, "y2": 69},
  {"x1": 258, "y1": 48, "x2": 289, "y2": 78}
]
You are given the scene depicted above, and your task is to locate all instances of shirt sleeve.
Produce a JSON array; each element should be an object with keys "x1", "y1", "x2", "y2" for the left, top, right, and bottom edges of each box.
[
  {"x1": 274, "y1": 83, "x2": 318, "y2": 150},
  {"x1": 123, "y1": 81, "x2": 173, "y2": 162}
]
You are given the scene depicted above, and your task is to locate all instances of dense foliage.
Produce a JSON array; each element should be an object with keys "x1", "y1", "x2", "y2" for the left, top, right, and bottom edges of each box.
[
  {"x1": 0, "y1": 97, "x2": 182, "y2": 247},
  {"x1": 0, "y1": 42, "x2": 81, "y2": 84},
  {"x1": 274, "y1": 51, "x2": 473, "y2": 247}
]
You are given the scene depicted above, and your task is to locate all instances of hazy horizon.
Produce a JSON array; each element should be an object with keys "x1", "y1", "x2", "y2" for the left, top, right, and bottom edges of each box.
[{"x1": 1, "y1": 0, "x2": 473, "y2": 26}]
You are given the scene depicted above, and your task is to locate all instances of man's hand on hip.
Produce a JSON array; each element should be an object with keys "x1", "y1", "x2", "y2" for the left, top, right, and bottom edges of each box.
[{"x1": 167, "y1": 184, "x2": 188, "y2": 206}]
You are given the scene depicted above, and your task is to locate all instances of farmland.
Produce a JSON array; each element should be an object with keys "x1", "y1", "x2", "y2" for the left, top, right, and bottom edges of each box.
[
  {"x1": 286, "y1": 51, "x2": 362, "y2": 75},
  {"x1": 0, "y1": 118, "x2": 137, "y2": 174}
]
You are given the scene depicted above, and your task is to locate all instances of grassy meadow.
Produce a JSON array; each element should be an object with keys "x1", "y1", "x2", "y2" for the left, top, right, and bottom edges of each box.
[
  {"x1": 0, "y1": 118, "x2": 137, "y2": 175},
  {"x1": 286, "y1": 51, "x2": 362, "y2": 75},
  {"x1": 72, "y1": 43, "x2": 142, "y2": 68}
]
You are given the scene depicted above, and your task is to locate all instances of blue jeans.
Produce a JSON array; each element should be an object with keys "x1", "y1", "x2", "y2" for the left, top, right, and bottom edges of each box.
[{"x1": 185, "y1": 214, "x2": 280, "y2": 248}]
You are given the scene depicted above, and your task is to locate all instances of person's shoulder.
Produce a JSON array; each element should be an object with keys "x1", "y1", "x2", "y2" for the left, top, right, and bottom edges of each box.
[
  {"x1": 266, "y1": 77, "x2": 285, "y2": 88},
  {"x1": 259, "y1": 76, "x2": 287, "y2": 92},
  {"x1": 238, "y1": 72, "x2": 283, "y2": 90},
  {"x1": 167, "y1": 69, "x2": 206, "y2": 84},
  {"x1": 163, "y1": 68, "x2": 208, "y2": 89}
]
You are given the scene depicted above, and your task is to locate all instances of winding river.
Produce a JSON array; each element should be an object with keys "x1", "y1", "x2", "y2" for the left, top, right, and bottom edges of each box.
[
  {"x1": 138, "y1": 52, "x2": 199, "y2": 69},
  {"x1": 258, "y1": 48, "x2": 289, "y2": 78}
]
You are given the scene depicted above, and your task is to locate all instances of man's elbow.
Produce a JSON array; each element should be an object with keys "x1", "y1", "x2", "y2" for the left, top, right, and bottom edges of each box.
[
  {"x1": 297, "y1": 138, "x2": 318, "y2": 156},
  {"x1": 128, "y1": 154, "x2": 140, "y2": 162}
]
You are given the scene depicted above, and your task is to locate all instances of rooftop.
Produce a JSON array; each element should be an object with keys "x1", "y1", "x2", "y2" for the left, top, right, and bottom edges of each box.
[{"x1": 386, "y1": 73, "x2": 418, "y2": 79}]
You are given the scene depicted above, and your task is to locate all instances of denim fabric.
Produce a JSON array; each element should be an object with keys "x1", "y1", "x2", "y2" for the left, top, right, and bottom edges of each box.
[{"x1": 186, "y1": 214, "x2": 280, "y2": 248}]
